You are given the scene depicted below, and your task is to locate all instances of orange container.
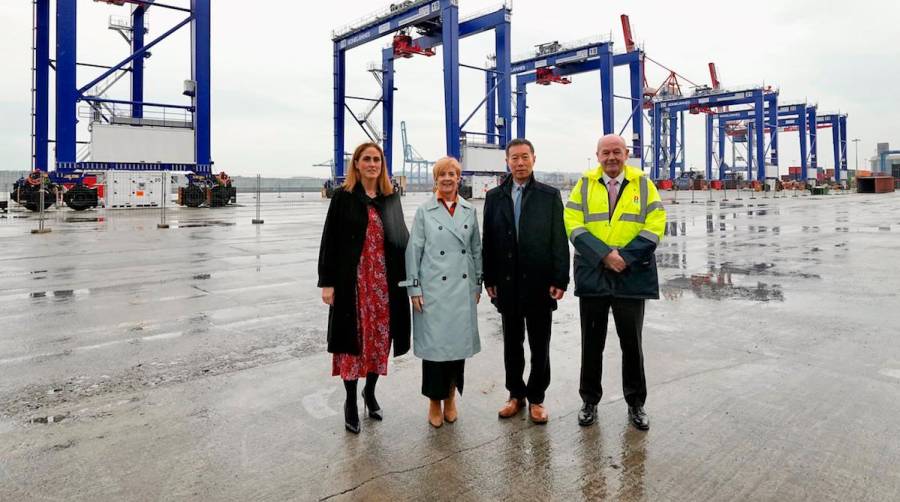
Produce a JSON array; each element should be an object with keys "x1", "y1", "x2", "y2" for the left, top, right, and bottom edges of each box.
[{"x1": 857, "y1": 176, "x2": 895, "y2": 193}]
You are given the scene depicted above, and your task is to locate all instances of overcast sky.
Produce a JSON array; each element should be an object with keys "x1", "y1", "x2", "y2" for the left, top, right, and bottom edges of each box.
[{"x1": 1, "y1": 0, "x2": 898, "y2": 178}]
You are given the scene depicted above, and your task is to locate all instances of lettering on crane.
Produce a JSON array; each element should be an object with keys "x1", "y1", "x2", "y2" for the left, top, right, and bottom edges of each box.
[
  {"x1": 397, "y1": 6, "x2": 431, "y2": 26},
  {"x1": 346, "y1": 31, "x2": 374, "y2": 47},
  {"x1": 555, "y1": 49, "x2": 589, "y2": 65}
]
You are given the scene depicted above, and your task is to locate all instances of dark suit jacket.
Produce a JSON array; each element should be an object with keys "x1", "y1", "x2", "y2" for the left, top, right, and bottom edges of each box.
[
  {"x1": 482, "y1": 175, "x2": 570, "y2": 313},
  {"x1": 317, "y1": 184, "x2": 411, "y2": 356}
]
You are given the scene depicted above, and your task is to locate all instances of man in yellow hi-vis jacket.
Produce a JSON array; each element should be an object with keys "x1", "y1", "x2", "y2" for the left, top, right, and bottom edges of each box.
[{"x1": 564, "y1": 134, "x2": 666, "y2": 431}]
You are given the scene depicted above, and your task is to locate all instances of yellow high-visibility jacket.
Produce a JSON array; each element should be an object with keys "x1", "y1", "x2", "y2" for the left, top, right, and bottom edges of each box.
[{"x1": 564, "y1": 165, "x2": 666, "y2": 299}]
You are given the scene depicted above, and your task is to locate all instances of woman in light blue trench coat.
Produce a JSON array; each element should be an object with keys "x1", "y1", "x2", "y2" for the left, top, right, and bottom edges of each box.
[{"x1": 403, "y1": 157, "x2": 482, "y2": 428}]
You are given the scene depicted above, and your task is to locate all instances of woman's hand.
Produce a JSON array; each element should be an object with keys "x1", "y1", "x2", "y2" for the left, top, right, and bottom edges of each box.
[
  {"x1": 411, "y1": 295, "x2": 424, "y2": 312},
  {"x1": 321, "y1": 287, "x2": 335, "y2": 306}
]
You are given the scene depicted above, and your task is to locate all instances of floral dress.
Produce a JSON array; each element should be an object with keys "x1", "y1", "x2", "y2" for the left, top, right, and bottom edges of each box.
[{"x1": 332, "y1": 204, "x2": 391, "y2": 379}]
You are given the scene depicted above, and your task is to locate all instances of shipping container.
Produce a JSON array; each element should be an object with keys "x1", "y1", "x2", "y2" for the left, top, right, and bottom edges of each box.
[{"x1": 857, "y1": 176, "x2": 895, "y2": 193}]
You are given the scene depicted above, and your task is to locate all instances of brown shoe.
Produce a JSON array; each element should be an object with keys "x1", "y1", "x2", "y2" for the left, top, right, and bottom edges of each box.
[
  {"x1": 443, "y1": 389, "x2": 458, "y2": 423},
  {"x1": 428, "y1": 400, "x2": 443, "y2": 428},
  {"x1": 529, "y1": 403, "x2": 549, "y2": 424},
  {"x1": 498, "y1": 398, "x2": 525, "y2": 419}
]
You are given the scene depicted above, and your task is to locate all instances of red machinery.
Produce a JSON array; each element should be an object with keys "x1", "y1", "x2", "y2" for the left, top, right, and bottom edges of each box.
[
  {"x1": 392, "y1": 32, "x2": 435, "y2": 59},
  {"x1": 535, "y1": 67, "x2": 571, "y2": 86}
]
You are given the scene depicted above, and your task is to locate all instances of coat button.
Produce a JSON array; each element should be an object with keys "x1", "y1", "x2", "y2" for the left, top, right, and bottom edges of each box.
[
  {"x1": 507, "y1": 252, "x2": 512, "y2": 258},
  {"x1": 442, "y1": 276, "x2": 447, "y2": 281},
  {"x1": 463, "y1": 274, "x2": 468, "y2": 279},
  {"x1": 440, "y1": 251, "x2": 445, "y2": 255},
  {"x1": 438, "y1": 226, "x2": 443, "y2": 230},
  {"x1": 522, "y1": 273, "x2": 527, "y2": 279},
  {"x1": 461, "y1": 250, "x2": 466, "y2": 254},
  {"x1": 507, "y1": 231, "x2": 512, "y2": 236},
  {"x1": 505, "y1": 275, "x2": 511, "y2": 281},
  {"x1": 464, "y1": 224, "x2": 468, "y2": 229}
]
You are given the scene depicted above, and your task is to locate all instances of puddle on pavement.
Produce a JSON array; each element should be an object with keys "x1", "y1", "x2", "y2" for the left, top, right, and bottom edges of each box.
[
  {"x1": 720, "y1": 261, "x2": 820, "y2": 279},
  {"x1": 30, "y1": 289, "x2": 81, "y2": 301},
  {"x1": 64, "y1": 217, "x2": 105, "y2": 223},
  {"x1": 173, "y1": 221, "x2": 236, "y2": 228},
  {"x1": 31, "y1": 413, "x2": 69, "y2": 424},
  {"x1": 663, "y1": 273, "x2": 784, "y2": 302},
  {"x1": 659, "y1": 259, "x2": 824, "y2": 302}
]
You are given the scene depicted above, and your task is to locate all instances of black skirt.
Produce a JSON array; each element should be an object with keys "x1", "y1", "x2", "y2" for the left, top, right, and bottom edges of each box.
[{"x1": 421, "y1": 359, "x2": 465, "y2": 400}]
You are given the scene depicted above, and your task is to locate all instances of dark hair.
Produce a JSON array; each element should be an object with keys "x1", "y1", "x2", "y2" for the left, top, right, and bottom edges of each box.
[{"x1": 505, "y1": 138, "x2": 534, "y2": 157}]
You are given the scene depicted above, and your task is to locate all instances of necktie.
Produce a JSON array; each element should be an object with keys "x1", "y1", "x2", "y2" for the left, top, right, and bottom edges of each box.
[
  {"x1": 513, "y1": 185, "x2": 523, "y2": 234},
  {"x1": 607, "y1": 179, "x2": 619, "y2": 219}
]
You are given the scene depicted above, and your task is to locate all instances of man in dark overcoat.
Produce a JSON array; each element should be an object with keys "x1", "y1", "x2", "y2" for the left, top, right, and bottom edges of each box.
[{"x1": 482, "y1": 138, "x2": 570, "y2": 424}]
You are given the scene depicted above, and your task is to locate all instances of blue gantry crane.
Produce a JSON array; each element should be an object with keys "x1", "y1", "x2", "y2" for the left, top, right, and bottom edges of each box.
[
  {"x1": 332, "y1": 0, "x2": 512, "y2": 180},
  {"x1": 650, "y1": 86, "x2": 779, "y2": 182},
  {"x1": 20, "y1": 0, "x2": 229, "y2": 211},
  {"x1": 814, "y1": 112, "x2": 848, "y2": 176},
  {"x1": 482, "y1": 14, "x2": 652, "y2": 168},
  {"x1": 34, "y1": 0, "x2": 212, "y2": 176},
  {"x1": 713, "y1": 103, "x2": 815, "y2": 181}
]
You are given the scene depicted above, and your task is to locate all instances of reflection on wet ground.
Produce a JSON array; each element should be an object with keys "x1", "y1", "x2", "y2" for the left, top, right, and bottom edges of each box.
[
  {"x1": 663, "y1": 271, "x2": 784, "y2": 302},
  {"x1": 63, "y1": 217, "x2": 105, "y2": 223},
  {"x1": 173, "y1": 220, "x2": 236, "y2": 228}
]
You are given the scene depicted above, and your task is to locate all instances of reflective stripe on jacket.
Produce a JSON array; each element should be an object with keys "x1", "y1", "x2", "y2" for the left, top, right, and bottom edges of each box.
[{"x1": 564, "y1": 165, "x2": 666, "y2": 298}]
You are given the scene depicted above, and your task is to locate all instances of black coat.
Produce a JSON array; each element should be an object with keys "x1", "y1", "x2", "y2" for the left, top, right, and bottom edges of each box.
[
  {"x1": 317, "y1": 184, "x2": 411, "y2": 356},
  {"x1": 482, "y1": 175, "x2": 570, "y2": 313}
]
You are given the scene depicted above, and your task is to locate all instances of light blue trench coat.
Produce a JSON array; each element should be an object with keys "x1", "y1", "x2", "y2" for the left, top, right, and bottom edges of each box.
[{"x1": 403, "y1": 194, "x2": 482, "y2": 361}]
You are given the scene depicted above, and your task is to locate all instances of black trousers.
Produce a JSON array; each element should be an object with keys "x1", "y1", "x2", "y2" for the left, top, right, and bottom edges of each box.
[
  {"x1": 501, "y1": 307, "x2": 552, "y2": 404},
  {"x1": 579, "y1": 297, "x2": 647, "y2": 407},
  {"x1": 421, "y1": 360, "x2": 465, "y2": 400}
]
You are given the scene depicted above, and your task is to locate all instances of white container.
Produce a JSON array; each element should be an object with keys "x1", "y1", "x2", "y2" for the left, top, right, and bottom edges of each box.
[
  {"x1": 461, "y1": 144, "x2": 506, "y2": 173},
  {"x1": 468, "y1": 175, "x2": 499, "y2": 200},
  {"x1": 104, "y1": 171, "x2": 162, "y2": 209}
]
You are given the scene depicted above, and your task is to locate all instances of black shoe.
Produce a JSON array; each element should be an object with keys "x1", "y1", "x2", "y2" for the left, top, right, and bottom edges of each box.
[
  {"x1": 362, "y1": 388, "x2": 383, "y2": 420},
  {"x1": 578, "y1": 402, "x2": 597, "y2": 426},
  {"x1": 344, "y1": 401, "x2": 360, "y2": 434},
  {"x1": 628, "y1": 406, "x2": 649, "y2": 431}
]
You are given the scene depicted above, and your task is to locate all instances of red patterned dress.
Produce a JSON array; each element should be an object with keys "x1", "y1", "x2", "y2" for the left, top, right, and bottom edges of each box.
[{"x1": 332, "y1": 204, "x2": 391, "y2": 380}]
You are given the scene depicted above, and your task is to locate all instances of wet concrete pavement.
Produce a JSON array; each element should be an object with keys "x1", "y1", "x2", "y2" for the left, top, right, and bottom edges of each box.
[{"x1": 1, "y1": 190, "x2": 899, "y2": 501}]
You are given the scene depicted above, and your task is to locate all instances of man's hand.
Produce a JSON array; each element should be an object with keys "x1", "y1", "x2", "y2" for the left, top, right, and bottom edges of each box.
[
  {"x1": 549, "y1": 286, "x2": 565, "y2": 300},
  {"x1": 321, "y1": 287, "x2": 335, "y2": 305},
  {"x1": 486, "y1": 286, "x2": 497, "y2": 299},
  {"x1": 411, "y1": 296, "x2": 424, "y2": 312},
  {"x1": 602, "y1": 250, "x2": 627, "y2": 273}
]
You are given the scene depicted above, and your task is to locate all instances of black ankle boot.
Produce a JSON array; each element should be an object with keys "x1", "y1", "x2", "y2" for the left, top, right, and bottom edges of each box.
[
  {"x1": 343, "y1": 380, "x2": 360, "y2": 434},
  {"x1": 363, "y1": 373, "x2": 382, "y2": 420}
]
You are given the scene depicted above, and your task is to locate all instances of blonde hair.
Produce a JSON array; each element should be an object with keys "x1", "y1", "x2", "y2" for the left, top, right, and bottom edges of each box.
[
  {"x1": 431, "y1": 156, "x2": 462, "y2": 193},
  {"x1": 342, "y1": 142, "x2": 394, "y2": 195}
]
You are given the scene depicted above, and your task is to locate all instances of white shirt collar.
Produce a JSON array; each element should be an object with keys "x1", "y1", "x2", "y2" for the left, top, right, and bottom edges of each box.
[{"x1": 601, "y1": 171, "x2": 625, "y2": 186}]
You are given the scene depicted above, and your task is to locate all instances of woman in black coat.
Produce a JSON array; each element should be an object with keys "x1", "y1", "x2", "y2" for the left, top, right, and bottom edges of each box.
[{"x1": 318, "y1": 142, "x2": 410, "y2": 434}]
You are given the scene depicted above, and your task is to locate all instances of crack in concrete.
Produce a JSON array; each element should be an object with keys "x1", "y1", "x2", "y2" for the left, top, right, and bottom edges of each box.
[{"x1": 317, "y1": 425, "x2": 536, "y2": 501}]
